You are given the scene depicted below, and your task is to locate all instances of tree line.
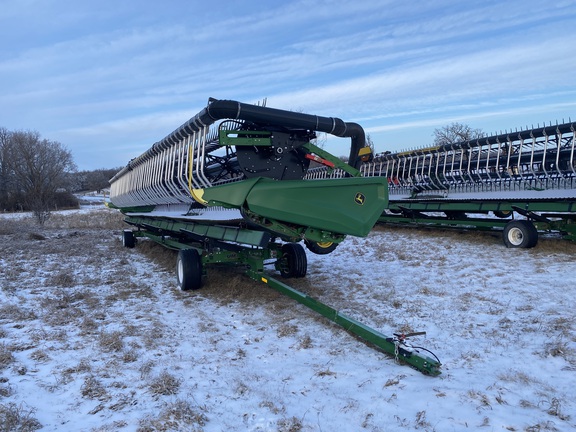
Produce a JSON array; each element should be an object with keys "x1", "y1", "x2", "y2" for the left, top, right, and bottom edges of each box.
[{"x1": 0, "y1": 127, "x2": 120, "y2": 223}]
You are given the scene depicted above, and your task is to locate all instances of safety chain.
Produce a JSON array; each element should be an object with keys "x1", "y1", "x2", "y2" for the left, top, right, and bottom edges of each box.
[{"x1": 393, "y1": 332, "x2": 427, "y2": 364}]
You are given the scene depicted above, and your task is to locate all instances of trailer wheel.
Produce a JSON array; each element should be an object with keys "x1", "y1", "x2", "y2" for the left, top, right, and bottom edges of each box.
[
  {"x1": 278, "y1": 243, "x2": 307, "y2": 278},
  {"x1": 445, "y1": 211, "x2": 467, "y2": 220},
  {"x1": 503, "y1": 220, "x2": 538, "y2": 248},
  {"x1": 122, "y1": 230, "x2": 136, "y2": 248},
  {"x1": 176, "y1": 249, "x2": 203, "y2": 291},
  {"x1": 305, "y1": 240, "x2": 338, "y2": 255},
  {"x1": 494, "y1": 210, "x2": 512, "y2": 219}
]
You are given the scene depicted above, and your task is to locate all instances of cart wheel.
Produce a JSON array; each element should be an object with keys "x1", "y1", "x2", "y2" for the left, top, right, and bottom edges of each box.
[
  {"x1": 176, "y1": 249, "x2": 203, "y2": 291},
  {"x1": 503, "y1": 220, "x2": 538, "y2": 248},
  {"x1": 445, "y1": 211, "x2": 467, "y2": 220},
  {"x1": 494, "y1": 210, "x2": 512, "y2": 219},
  {"x1": 278, "y1": 243, "x2": 307, "y2": 278},
  {"x1": 122, "y1": 230, "x2": 136, "y2": 248},
  {"x1": 305, "y1": 240, "x2": 338, "y2": 255}
]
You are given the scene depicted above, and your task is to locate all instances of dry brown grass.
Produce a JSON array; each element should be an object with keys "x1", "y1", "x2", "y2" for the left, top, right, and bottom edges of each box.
[
  {"x1": 148, "y1": 371, "x2": 181, "y2": 396},
  {"x1": 98, "y1": 330, "x2": 125, "y2": 353},
  {"x1": 135, "y1": 240, "x2": 178, "y2": 272},
  {"x1": 0, "y1": 304, "x2": 37, "y2": 322},
  {"x1": 296, "y1": 334, "x2": 313, "y2": 349},
  {"x1": 141, "y1": 319, "x2": 166, "y2": 350},
  {"x1": 0, "y1": 343, "x2": 15, "y2": 370},
  {"x1": 277, "y1": 323, "x2": 299, "y2": 338},
  {"x1": 277, "y1": 416, "x2": 304, "y2": 432},
  {"x1": 29, "y1": 349, "x2": 50, "y2": 363},
  {"x1": 137, "y1": 399, "x2": 208, "y2": 432},
  {"x1": 0, "y1": 403, "x2": 42, "y2": 432},
  {"x1": 81, "y1": 375, "x2": 109, "y2": 400},
  {"x1": 45, "y1": 209, "x2": 125, "y2": 230},
  {"x1": 0, "y1": 219, "x2": 19, "y2": 235},
  {"x1": 0, "y1": 379, "x2": 12, "y2": 398}
]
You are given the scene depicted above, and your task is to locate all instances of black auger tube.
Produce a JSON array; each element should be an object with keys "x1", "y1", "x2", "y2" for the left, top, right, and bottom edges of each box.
[
  {"x1": 203, "y1": 99, "x2": 366, "y2": 168},
  {"x1": 119, "y1": 98, "x2": 366, "y2": 177}
]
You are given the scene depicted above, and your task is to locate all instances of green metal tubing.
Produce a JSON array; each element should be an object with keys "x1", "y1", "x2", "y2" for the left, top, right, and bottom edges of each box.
[
  {"x1": 379, "y1": 212, "x2": 576, "y2": 241},
  {"x1": 388, "y1": 200, "x2": 576, "y2": 213},
  {"x1": 248, "y1": 270, "x2": 441, "y2": 376},
  {"x1": 219, "y1": 129, "x2": 272, "y2": 146},
  {"x1": 535, "y1": 219, "x2": 576, "y2": 241},
  {"x1": 125, "y1": 215, "x2": 270, "y2": 247},
  {"x1": 378, "y1": 215, "x2": 510, "y2": 231},
  {"x1": 302, "y1": 142, "x2": 362, "y2": 177},
  {"x1": 134, "y1": 231, "x2": 198, "y2": 251}
]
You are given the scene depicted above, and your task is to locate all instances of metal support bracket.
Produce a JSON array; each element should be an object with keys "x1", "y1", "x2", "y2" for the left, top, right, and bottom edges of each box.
[{"x1": 511, "y1": 205, "x2": 551, "y2": 223}]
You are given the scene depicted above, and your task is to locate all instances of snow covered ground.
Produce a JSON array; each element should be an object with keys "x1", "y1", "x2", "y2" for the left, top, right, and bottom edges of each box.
[{"x1": 1, "y1": 208, "x2": 575, "y2": 431}]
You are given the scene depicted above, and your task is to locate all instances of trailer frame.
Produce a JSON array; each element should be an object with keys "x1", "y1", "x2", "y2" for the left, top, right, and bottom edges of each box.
[
  {"x1": 120, "y1": 215, "x2": 442, "y2": 376},
  {"x1": 378, "y1": 198, "x2": 576, "y2": 246}
]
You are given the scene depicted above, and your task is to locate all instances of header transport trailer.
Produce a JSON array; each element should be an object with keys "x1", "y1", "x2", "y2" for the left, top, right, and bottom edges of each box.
[
  {"x1": 308, "y1": 121, "x2": 576, "y2": 248},
  {"x1": 107, "y1": 98, "x2": 441, "y2": 376}
]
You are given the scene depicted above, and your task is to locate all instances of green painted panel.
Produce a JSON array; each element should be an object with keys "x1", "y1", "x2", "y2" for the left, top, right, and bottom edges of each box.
[
  {"x1": 246, "y1": 177, "x2": 388, "y2": 237},
  {"x1": 201, "y1": 176, "x2": 388, "y2": 238},
  {"x1": 202, "y1": 177, "x2": 261, "y2": 208}
]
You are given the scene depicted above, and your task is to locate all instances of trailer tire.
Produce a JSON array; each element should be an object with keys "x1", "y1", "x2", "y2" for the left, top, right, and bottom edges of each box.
[
  {"x1": 503, "y1": 220, "x2": 538, "y2": 248},
  {"x1": 305, "y1": 240, "x2": 338, "y2": 255},
  {"x1": 494, "y1": 210, "x2": 512, "y2": 219},
  {"x1": 445, "y1": 211, "x2": 467, "y2": 220},
  {"x1": 176, "y1": 249, "x2": 203, "y2": 291},
  {"x1": 279, "y1": 243, "x2": 307, "y2": 278},
  {"x1": 122, "y1": 230, "x2": 136, "y2": 248}
]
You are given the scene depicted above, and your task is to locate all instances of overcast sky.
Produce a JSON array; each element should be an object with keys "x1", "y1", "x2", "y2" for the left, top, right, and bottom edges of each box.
[{"x1": 1, "y1": 0, "x2": 576, "y2": 170}]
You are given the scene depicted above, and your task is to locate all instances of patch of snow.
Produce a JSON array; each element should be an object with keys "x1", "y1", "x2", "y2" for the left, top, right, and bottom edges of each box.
[{"x1": 0, "y1": 210, "x2": 575, "y2": 431}]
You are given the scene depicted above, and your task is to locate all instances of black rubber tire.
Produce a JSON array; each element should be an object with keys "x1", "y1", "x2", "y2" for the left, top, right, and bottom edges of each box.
[
  {"x1": 503, "y1": 220, "x2": 538, "y2": 248},
  {"x1": 444, "y1": 211, "x2": 467, "y2": 220},
  {"x1": 122, "y1": 230, "x2": 136, "y2": 248},
  {"x1": 305, "y1": 240, "x2": 338, "y2": 255},
  {"x1": 494, "y1": 210, "x2": 513, "y2": 219},
  {"x1": 279, "y1": 243, "x2": 307, "y2": 278},
  {"x1": 176, "y1": 249, "x2": 203, "y2": 291}
]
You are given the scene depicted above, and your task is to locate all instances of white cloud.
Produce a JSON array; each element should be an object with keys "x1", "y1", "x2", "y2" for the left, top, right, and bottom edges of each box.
[{"x1": 1, "y1": 0, "x2": 576, "y2": 168}]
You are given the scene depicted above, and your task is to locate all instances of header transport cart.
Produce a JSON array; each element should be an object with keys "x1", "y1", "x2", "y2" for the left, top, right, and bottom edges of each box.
[
  {"x1": 107, "y1": 98, "x2": 441, "y2": 376},
  {"x1": 308, "y1": 121, "x2": 576, "y2": 248}
]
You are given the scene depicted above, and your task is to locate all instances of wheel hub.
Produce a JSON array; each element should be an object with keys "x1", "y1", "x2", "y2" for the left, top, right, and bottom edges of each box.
[{"x1": 508, "y1": 227, "x2": 524, "y2": 246}]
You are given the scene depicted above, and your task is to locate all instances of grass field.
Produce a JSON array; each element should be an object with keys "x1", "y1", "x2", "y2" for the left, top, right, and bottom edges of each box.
[{"x1": 1, "y1": 208, "x2": 575, "y2": 431}]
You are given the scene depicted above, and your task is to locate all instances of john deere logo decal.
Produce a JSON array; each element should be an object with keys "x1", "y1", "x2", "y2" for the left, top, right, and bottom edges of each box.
[{"x1": 354, "y1": 192, "x2": 365, "y2": 205}]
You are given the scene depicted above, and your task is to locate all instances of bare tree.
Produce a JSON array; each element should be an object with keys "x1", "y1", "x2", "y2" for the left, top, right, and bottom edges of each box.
[
  {"x1": 312, "y1": 132, "x2": 327, "y2": 150},
  {"x1": 365, "y1": 133, "x2": 375, "y2": 154},
  {"x1": 0, "y1": 127, "x2": 11, "y2": 210},
  {"x1": 72, "y1": 168, "x2": 120, "y2": 193},
  {"x1": 7, "y1": 130, "x2": 76, "y2": 224},
  {"x1": 433, "y1": 122, "x2": 483, "y2": 146}
]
